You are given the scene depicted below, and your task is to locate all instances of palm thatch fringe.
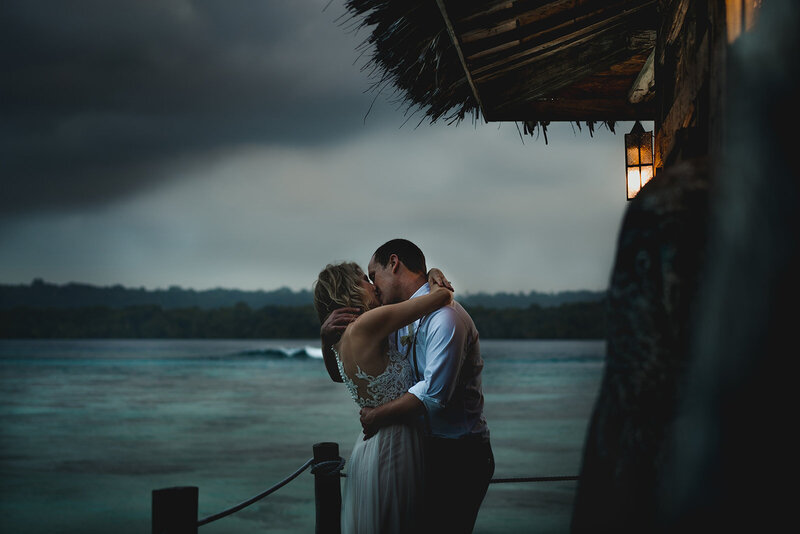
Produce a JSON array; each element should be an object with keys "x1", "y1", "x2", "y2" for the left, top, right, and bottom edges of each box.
[
  {"x1": 341, "y1": 0, "x2": 475, "y2": 126},
  {"x1": 341, "y1": 0, "x2": 617, "y2": 141},
  {"x1": 522, "y1": 121, "x2": 618, "y2": 145}
]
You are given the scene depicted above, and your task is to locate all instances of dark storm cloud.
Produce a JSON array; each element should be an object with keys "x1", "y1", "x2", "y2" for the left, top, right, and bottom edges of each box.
[{"x1": 0, "y1": 1, "x2": 373, "y2": 214}]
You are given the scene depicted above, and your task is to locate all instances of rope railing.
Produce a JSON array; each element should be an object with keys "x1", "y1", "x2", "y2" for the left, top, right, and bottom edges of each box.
[
  {"x1": 489, "y1": 476, "x2": 578, "y2": 484},
  {"x1": 490, "y1": 475, "x2": 579, "y2": 484},
  {"x1": 197, "y1": 457, "x2": 314, "y2": 526},
  {"x1": 151, "y1": 441, "x2": 579, "y2": 534},
  {"x1": 310, "y1": 457, "x2": 347, "y2": 478},
  {"x1": 152, "y1": 442, "x2": 344, "y2": 534}
]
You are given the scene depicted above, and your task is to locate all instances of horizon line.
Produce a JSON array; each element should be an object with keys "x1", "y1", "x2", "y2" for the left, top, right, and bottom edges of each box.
[{"x1": 2, "y1": 278, "x2": 608, "y2": 296}]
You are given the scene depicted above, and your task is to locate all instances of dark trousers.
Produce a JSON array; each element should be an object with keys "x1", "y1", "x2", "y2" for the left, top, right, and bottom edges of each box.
[{"x1": 421, "y1": 435, "x2": 494, "y2": 533}]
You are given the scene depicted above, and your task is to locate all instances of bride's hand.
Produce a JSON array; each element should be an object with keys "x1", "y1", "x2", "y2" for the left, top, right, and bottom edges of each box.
[
  {"x1": 320, "y1": 307, "x2": 360, "y2": 344},
  {"x1": 430, "y1": 282, "x2": 453, "y2": 306},
  {"x1": 427, "y1": 268, "x2": 453, "y2": 291}
]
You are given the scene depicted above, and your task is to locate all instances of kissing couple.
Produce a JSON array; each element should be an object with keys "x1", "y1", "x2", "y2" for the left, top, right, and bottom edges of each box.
[{"x1": 314, "y1": 239, "x2": 494, "y2": 533}]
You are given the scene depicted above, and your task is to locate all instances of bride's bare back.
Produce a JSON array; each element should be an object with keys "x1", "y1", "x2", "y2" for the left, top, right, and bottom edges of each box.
[
  {"x1": 333, "y1": 343, "x2": 415, "y2": 408},
  {"x1": 333, "y1": 284, "x2": 452, "y2": 406}
]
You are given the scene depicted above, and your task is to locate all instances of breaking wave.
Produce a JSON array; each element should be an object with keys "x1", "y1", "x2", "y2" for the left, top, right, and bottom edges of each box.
[{"x1": 230, "y1": 346, "x2": 323, "y2": 359}]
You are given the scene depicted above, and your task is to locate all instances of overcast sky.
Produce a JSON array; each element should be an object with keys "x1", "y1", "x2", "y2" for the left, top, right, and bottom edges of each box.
[{"x1": 0, "y1": 0, "x2": 645, "y2": 294}]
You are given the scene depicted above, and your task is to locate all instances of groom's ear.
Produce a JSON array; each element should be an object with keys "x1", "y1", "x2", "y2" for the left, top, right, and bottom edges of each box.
[{"x1": 389, "y1": 254, "x2": 401, "y2": 274}]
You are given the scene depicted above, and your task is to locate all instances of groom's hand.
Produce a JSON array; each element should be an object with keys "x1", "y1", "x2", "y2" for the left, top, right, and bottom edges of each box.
[
  {"x1": 360, "y1": 394, "x2": 425, "y2": 439},
  {"x1": 360, "y1": 407, "x2": 378, "y2": 439}
]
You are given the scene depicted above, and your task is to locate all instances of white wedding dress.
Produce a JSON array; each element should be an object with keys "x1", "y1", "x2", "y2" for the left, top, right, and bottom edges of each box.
[{"x1": 334, "y1": 345, "x2": 424, "y2": 534}]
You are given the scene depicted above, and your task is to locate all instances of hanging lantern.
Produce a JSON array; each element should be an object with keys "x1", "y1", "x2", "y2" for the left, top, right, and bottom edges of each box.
[{"x1": 625, "y1": 121, "x2": 654, "y2": 200}]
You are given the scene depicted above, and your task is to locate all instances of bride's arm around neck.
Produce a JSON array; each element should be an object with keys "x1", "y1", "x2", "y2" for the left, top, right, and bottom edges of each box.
[{"x1": 349, "y1": 285, "x2": 453, "y2": 345}]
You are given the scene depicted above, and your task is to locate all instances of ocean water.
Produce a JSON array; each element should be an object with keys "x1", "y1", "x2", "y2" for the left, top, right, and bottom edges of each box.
[{"x1": 0, "y1": 339, "x2": 604, "y2": 533}]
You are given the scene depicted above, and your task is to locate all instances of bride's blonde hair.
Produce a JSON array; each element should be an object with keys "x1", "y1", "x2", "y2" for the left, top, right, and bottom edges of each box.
[{"x1": 313, "y1": 262, "x2": 373, "y2": 324}]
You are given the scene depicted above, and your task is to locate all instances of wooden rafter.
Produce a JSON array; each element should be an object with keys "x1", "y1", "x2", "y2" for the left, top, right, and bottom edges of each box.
[
  {"x1": 433, "y1": 0, "x2": 658, "y2": 121},
  {"x1": 434, "y1": 0, "x2": 488, "y2": 121}
]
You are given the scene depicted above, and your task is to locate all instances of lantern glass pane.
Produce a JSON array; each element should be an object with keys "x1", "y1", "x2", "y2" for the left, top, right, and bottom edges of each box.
[
  {"x1": 626, "y1": 145, "x2": 640, "y2": 166},
  {"x1": 627, "y1": 168, "x2": 641, "y2": 198},
  {"x1": 641, "y1": 165, "x2": 654, "y2": 186},
  {"x1": 640, "y1": 134, "x2": 653, "y2": 164}
]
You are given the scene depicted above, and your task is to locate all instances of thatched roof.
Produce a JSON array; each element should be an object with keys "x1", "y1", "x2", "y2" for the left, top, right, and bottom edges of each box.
[{"x1": 342, "y1": 0, "x2": 658, "y2": 138}]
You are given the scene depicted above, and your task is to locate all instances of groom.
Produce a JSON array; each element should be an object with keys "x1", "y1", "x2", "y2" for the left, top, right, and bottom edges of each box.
[{"x1": 321, "y1": 238, "x2": 493, "y2": 533}]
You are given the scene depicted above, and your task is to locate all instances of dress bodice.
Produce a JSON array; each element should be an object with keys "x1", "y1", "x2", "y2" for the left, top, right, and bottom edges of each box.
[{"x1": 333, "y1": 345, "x2": 415, "y2": 408}]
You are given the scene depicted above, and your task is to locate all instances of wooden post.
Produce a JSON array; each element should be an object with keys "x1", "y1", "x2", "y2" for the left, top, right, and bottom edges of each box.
[
  {"x1": 313, "y1": 442, "x2": 342, "y2": 534},
  {"x1": 152, "y1": 486, "x2": 198, "y2": 534}
]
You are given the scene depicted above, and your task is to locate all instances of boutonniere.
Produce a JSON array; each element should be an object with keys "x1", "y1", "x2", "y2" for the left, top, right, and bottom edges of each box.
[{"x1": 399, "y1": 324, "x2": 415, "y2": 347}]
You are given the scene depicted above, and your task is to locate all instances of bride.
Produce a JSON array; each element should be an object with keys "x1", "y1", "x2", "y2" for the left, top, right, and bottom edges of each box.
[{"x1": 313, "y1": 262, "x2": 452, "y2": 533}]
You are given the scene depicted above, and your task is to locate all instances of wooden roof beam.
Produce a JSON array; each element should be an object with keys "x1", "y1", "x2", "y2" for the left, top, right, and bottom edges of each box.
[
  {"x1": 486, "y1": 98, "x2": 656, "y2": 121},
  {"x1": 628, "y1": 48, "x2": 656, "y2": 103},
  {"x1": 468, "y1": 3, "x2": 657, "y2": 80},
  {"x1": 434, "y1": 0, "x2": 488, "y2": 122},
  {"x1": 458, "y1": 0, "x2": 650, "y2": 46},
  {"x1": 481, "y1": 27, "x2": 656, "y2": 119}
]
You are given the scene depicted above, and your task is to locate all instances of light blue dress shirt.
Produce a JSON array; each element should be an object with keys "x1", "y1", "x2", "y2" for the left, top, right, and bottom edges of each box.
[{"x1": 400, "y1": 284, "x2": 489, "y2": 439}]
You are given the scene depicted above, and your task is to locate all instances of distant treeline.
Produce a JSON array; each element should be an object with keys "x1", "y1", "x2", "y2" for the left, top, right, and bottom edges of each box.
[
  {"x1": 0, "y1": 279, "x2": 313, "y2": 310},
  {"x1": 468, "y1": 302, "x2": 606, "y2": 339},
  {"x1": 0, "y1": 301, "x2": 606, "y2": 340},
  {"x1": 0, "y1": 279, "x2": 605, "y2": 310}
]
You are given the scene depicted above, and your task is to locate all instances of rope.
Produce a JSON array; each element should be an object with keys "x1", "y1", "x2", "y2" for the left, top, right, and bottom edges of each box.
[
  {"x1": 197, "y1": 457, "x2": 314, "y2": 526},
  {"x1": 310, "y1": 457, "x2": 347, "y2": 477},
  {"x1": 192, "y1": 450, "x2": 576, "y2": 527},
  {"x1": 490, "y1": 475, "x2": 579, "y2": 484}
]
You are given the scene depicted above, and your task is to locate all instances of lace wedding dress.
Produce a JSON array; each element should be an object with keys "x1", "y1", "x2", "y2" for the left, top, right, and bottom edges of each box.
[{"x1": 334, "y1": 345, "x2": 424, "y2": 533}]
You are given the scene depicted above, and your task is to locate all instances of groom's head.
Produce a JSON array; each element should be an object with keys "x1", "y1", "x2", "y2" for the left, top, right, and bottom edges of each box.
[{"x1": 368, "y1": 239, "x2": 427, "y2": 304}]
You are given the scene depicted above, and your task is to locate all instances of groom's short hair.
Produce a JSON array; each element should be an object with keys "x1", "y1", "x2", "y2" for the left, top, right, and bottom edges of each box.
[{"x1": 373, "y1": 239, "x2": 427, "y2": 275}]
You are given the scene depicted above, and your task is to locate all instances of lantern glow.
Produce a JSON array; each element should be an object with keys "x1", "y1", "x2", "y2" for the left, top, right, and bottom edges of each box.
[
  {"x1": 726, "y1": 0, "x2": 763, "y2": 43},
  {"x1": 624, "y1": 121, "x2": 654, "y2": 200}
]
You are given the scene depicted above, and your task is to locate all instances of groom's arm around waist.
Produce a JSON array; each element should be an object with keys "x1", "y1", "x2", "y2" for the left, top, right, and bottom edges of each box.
[{"x1": 360, "y1": 393, "x2": 425, "y2": 438}]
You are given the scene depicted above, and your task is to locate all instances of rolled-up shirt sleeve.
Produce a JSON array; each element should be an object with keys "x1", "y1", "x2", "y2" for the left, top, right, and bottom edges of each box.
[{"x1": 407, "y1": 307, "x2": 465, "y2": 415}]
